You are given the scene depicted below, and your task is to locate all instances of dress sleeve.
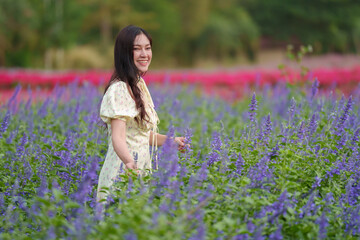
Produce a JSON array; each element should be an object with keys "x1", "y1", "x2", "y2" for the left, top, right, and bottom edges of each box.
[{"x1": 99, "y1": 81, "x2": 139, "y2": 124}]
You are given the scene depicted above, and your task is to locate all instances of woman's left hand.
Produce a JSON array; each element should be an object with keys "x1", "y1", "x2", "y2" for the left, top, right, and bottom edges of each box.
[{"x1": 174, "y1": 137, "x2": 189, "y2": 152}]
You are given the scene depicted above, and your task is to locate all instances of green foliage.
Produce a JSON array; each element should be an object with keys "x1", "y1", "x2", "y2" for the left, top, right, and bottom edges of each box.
[
  {"x1": 244, "y1": 0, "x2": 360, "y2": 53},
  {"x1": 5, "y1": 0, "x2": 360, "y2": 68},
  {"x1": 197, "y1": 7, "x2": 259, "y2": 62},
  {"x1": 0, "y1": 0, "x2": 224, "y2": 67},
  {"x1": 278, "y1": 44, "x2": 314, "y2": 81}
]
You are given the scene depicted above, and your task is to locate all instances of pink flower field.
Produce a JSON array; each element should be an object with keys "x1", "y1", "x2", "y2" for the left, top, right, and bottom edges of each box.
[{"x1": 1, "y1": 66, "x2": 360, "y2": 103}]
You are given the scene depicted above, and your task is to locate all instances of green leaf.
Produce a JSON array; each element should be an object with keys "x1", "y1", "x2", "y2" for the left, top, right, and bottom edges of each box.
[
  {"x1": 43, "y1": 144, "x2": 52, "y2": 150},
  {"x1": 240, "y1": 177, "x2": 251, "y2": 187},
  {"x1": 57, "y1": 146, "x2": 69, "y2": 152},
  {"x1": 213, "y1": 221, "x2": 226, "y2": 231},
  {"x1": 53, "y1": 189, "x2": 64, "y2": 201},
  {"x1": 52, "y1": 155, "x2": 61, "y2": 160},
  {"x1": 64, "y1": 201, "x2": 80, "y2": 209}
]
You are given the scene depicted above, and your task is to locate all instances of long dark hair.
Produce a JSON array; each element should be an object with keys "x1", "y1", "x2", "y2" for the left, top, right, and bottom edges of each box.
[{"x1": 104, "y1": 25, "x2": 152, "y2": 127}]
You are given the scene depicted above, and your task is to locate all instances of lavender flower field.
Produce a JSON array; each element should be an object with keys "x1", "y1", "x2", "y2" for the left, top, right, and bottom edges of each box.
[{"x1": 1, "y1": 79, "x2": 360, "y2": 239}]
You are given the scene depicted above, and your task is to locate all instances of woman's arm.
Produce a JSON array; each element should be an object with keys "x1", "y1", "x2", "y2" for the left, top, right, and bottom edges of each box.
[
  {"x1": 149, "y1": 131, "x2": 186, "y2": 150},
  {"x1": 149, "y1": 131, "x2": 167, "y2": 146},
  {"x1": 111, "y1": 119, "x2": 136, "y2": 170}
]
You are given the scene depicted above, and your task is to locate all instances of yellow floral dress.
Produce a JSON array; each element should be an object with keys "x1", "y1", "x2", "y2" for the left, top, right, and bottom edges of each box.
[{"x1": 96, "y1": 77, "x2": 159, "y2": 201}]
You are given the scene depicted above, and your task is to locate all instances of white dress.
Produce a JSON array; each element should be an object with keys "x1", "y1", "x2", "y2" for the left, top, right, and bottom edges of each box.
[{"x1": 96, "y1": 77, "x2": 159, "y2": 201}]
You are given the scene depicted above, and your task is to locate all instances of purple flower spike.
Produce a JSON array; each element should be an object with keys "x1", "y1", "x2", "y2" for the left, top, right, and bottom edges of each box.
[
  {"x1": 7, "y1": 85, "x2": 21, "y2": 109},
  {"x1": 268, "y1": 144, "x2": 279, "y2": 159},
  {"x1": 310, "y1": 78, "x2": 319, "y2": 100},
  {"x1": 325, "y1": 192, "x2": 334, "y2": 205},
  {"x1": 263, "y1": 114, "x2": 272, "y2": 143},
  {"x1": 0, "y1": 111, "x2": 11, "y2": 137},
  {"x1": 189, "y1": 211, "x2": 206, "y2": 240},
  {"x1": 16, "y1": 133, "x2": 28, "y2": 158},
  {"x1": 124, "y1": 231, "x2": 138, "y2": 240},
  {"x1": 316, "y1": 212, "x2": 328, "y2": 239},
  {"x1": 207, "y1": 132, "x2": 222, "y2": 166},
  {"x1": 312, "y1": 176, "x2": 322, "y2": 189},
  {"x1": 338, "y1": 95, "x2": 345, "y2": 112},
  {"x1": 269, "y1": 224, "x2": 283, "y2": 240},
  {"x1": 351, "y1": 128, "x2": 360, "y2": 146},
  {"x1": 253, "y1": 225, "x2": 265, "y2": 240},
  {"x1": 184, "y1": 128, "x2": 193, "y2": 156},
  {"x1": 307, "y1": 114, "x2": 317, "y2": 138},
  {"x1": 46, "y1": 226, "x2": 56, "y2": 239},
  {"x1": 235, "y1": 152, "x2": 245, "y2": 176},
  {"x1": 336, "y1": 96, "x2": 353, "y2": 133},
  {"x1": 297, "y1": 122, "x2": 305, "y2": 142},
  {"x1": 0, "y1": 193, "x2": 4, "y2": 214},
  {"x1": 248, "y1": 93, "x2": 258, "y2": 124},
  {"x1": 288, "y1": 97, "x2": 296, "y2": 120}
]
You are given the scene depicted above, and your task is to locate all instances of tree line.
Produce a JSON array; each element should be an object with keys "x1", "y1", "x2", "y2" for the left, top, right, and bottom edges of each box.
[{"x1": 1, "y1": 0, "x2": 359, "y2": 69}]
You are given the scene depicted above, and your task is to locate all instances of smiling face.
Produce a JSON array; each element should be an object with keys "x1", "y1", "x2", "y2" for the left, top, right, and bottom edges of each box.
[{"x1": 133, "y1": 33, "x2": 152, "y2": 74}]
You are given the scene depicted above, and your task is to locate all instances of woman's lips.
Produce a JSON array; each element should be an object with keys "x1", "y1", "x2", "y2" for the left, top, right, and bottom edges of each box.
[{"x1": 137, "y1": 60, "x2": 148, "y2": 66}]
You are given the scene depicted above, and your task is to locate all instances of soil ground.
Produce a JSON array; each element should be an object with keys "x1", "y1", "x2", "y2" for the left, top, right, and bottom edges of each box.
[{"x1": 193, "y1": 49, "x2": 360, "y2": 70}]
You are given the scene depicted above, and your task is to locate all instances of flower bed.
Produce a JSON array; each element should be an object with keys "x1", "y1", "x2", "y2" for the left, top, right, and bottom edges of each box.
[
  {"x1": 0, "y1": 79, "x2": 360, "y2": 239},
  {"x1": 1, "y1": 66, "x2": 360, "y2": 88}
]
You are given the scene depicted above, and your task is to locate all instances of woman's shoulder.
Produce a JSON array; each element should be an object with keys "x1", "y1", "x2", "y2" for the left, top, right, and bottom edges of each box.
[
  {"x1": 106, "y1": 80, "x2": 128, "y2": 94},
  {"x1": 109, "y1": 79, "x2": 127, "y2": 88}
]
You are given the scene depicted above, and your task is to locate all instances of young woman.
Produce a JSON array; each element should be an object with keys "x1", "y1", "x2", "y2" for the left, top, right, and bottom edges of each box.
[{"x1": 97, "y1": 25, "x2": 185, "y2": 201}]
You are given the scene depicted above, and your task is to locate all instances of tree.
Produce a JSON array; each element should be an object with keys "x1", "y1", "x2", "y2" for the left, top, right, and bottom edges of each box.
[
  {"x1": 0, "y1": 0, "x2": 36, "y2": 67},
  {"x1": 243, "y1": 0, "x2": 360, "y2": 53},
  {"x1": 79, "y1": 0, "x2": 155, "y2": 47},
  {"x1": 197, "y1": 5, "x2": 259, "y2": 61},
  {"x1": 131, "y1": 0, "x2": 182, "y2": 67}
]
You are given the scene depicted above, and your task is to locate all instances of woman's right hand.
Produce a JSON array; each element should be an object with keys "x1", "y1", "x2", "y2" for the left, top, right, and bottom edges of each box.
[{"x1": 111, "y1": 119, "x2": 137, "y2": 171}]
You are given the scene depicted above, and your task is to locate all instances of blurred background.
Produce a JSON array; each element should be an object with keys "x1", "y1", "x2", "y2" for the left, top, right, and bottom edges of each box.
[{"x1": 1, "y1": 0, "x2": 360, "y2": 70}]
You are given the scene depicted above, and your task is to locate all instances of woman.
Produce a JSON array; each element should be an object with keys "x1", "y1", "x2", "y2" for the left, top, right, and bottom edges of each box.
[{"x1": 97, "y1": 25, "x2": 185, "y2": 201}]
